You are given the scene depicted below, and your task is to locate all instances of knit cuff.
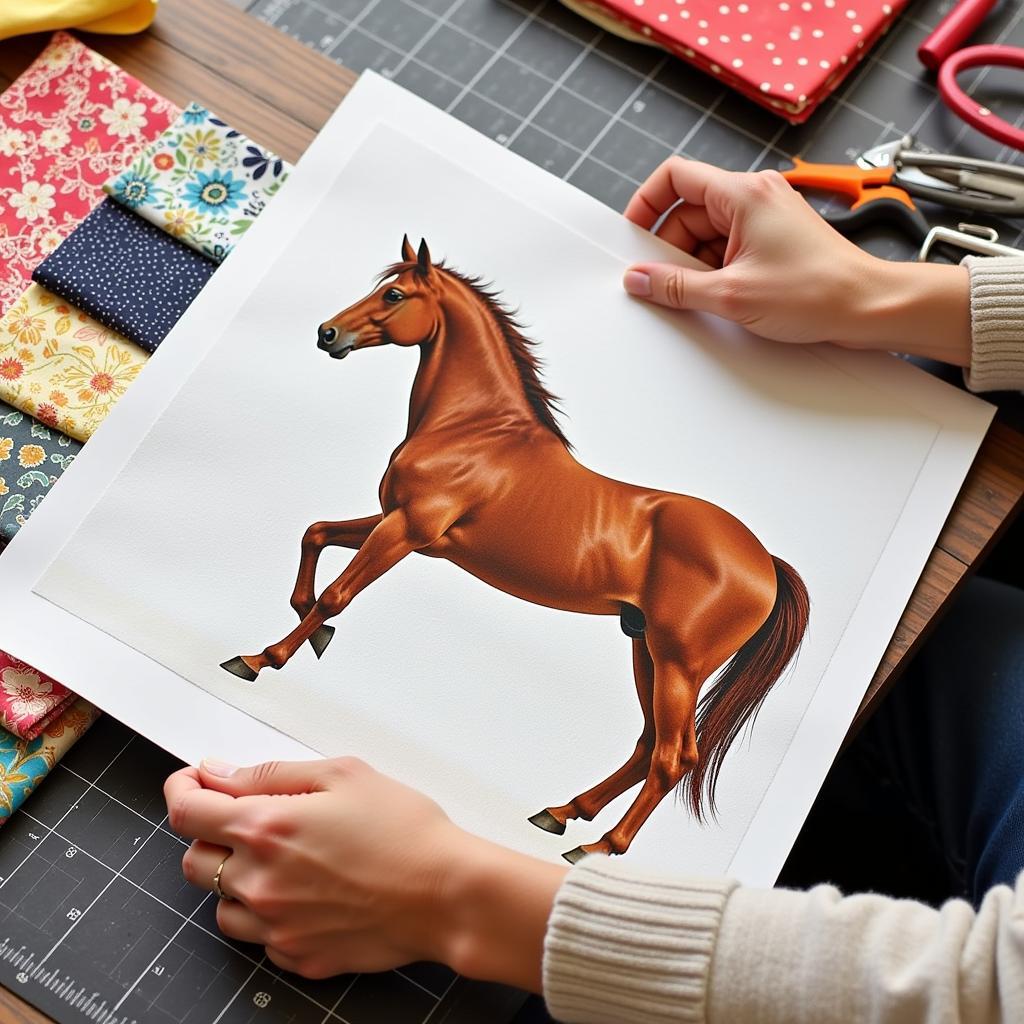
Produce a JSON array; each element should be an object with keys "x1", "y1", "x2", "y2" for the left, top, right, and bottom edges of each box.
[
  {"x1": 963, "y1": 255, "x2": 1024, "y2": 393},
  {"x1": 543, "y1": 855, "x2": 738, "y2": 1024}
]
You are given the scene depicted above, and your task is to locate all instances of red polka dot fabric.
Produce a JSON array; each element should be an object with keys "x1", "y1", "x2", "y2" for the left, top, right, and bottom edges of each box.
[{"x1": 574, "y1": 0, "x2": 908, "y2": 122}]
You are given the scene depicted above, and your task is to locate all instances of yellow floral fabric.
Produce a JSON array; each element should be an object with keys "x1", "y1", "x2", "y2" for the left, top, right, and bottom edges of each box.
[{"x1": 0, "y1": 283, "x2": 148, "y2": 442}]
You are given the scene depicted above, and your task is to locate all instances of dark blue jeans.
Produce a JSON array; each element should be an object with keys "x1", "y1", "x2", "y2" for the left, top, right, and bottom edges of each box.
[{"x1": 781, "y1": 573, "x2": 1024, "y2": 906}]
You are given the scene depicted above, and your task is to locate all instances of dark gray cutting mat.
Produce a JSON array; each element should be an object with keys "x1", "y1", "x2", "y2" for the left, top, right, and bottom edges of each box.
[
  {"x1": 2, "y1": 0, "x2": 1023, "y2": 1021},
  {"x1": 245, "y1": 0, "x2": 1024, "y2": 257},
  {"x1": 0, "y1": 714, "x2": 523, "y2": 1023}
]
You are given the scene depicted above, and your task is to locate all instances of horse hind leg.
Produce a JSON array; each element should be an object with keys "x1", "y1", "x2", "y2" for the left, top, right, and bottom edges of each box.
[
  {"x1": 529, "y1": 633, "x2": 655, "y2": 837},
  {"x1": 562, "y1": 636, "x2": 701, "y2": 863}
]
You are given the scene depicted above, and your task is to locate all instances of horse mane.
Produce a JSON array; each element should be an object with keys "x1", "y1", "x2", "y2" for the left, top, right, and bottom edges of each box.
[{"x1": 381, "y1": 260, "x2": 572, "y2": 451}]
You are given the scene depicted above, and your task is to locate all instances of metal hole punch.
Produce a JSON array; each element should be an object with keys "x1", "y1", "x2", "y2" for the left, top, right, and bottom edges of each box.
[{"x1": 918, "y1": 223, "x2": 1024, "y2": 263}]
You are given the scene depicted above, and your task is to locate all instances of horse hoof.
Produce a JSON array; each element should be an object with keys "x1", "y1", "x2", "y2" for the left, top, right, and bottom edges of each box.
[
  {"x1": 562, "y1": 846, "x2": 588, "y2": 865},
  {"x1": 528, "y1": 809, "x2": 566, "y2": 836},
  {"x1": 308, "y1": 625, "x2": 336, "y2": 659},
  {"x1": 220, "y1": 656, "x2": 259, "y2": 682}
]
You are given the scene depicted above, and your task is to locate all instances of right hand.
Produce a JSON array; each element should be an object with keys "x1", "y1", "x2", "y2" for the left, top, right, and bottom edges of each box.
[
  {"x1": 621, "y1": 157, "x2": 972, "y2": 367},
  {"x1": 622, "y1": 158, "x2": 885, "y2": 346}
]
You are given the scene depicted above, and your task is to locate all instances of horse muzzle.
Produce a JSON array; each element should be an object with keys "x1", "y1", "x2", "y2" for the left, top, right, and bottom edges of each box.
[{"x1": 317, "y1": 325, "x2": 359, "y2": 359}]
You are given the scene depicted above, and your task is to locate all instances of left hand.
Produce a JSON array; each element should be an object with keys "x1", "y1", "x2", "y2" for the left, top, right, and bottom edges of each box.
[{"x1": 163, "y1": 756, "x2": 464, "y2": 978}]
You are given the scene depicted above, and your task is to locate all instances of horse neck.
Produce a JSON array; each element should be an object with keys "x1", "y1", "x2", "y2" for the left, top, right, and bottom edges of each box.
[{"x1": 406, "y1": 282, "x2": 538, "y2": 438}]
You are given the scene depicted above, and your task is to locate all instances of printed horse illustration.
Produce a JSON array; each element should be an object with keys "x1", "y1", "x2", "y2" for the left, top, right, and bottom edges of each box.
[{"x1": 222, "y1": 237, "x2": 810, "y2": 863}]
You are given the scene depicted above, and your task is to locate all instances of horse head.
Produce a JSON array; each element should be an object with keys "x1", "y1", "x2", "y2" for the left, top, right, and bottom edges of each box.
[{"x1": 317, "y1": 235, "x2": 441, "y2": 359}]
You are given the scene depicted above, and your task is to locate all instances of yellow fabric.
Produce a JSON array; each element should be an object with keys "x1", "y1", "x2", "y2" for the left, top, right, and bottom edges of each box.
[
  {"x1": 0, "y1": 284, "x2": 148, "y2": 442},
  {"x1": 0, "y1": 0, "x2": 157, "y2": 41}
]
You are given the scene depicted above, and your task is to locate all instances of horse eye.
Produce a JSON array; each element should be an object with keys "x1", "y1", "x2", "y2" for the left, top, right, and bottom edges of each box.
[{"x1": 383, "y1": 288, "x2": 404, "y2": 305}]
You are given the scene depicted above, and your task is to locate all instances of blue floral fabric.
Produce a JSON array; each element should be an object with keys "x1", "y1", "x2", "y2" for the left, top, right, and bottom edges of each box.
[
  {"x1": 32, "y1": 199, "x2": 216, "y2": 352},
  {"x1": 0, "y1": 699, "x2": 99, "y2": 825},
  {"x1": 0, "y1": 401, "x2": 81, "y2": 545},
  {"x1": 103, "y1": 101, "x2": 291, "y2": 262}
]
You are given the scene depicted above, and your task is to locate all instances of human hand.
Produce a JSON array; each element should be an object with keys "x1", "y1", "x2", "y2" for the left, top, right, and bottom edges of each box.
[
  {"x1": 164, "y1": 757, "x2": 567, "y2": 988},
  {"x1": 622, "y1": 157, "x2": 971, "y2": 365}
]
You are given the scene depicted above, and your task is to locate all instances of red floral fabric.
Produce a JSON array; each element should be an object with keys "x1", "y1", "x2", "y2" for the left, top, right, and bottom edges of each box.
[
  {"x1": 0, "y1": 651, "x2": 77, "y2": 741},
  {"x1": 0, "y1": 31, "x2": 179, "y2": 315},
  {"x1": 571, "y1": 0, "x2": 908, "y2": 122}
]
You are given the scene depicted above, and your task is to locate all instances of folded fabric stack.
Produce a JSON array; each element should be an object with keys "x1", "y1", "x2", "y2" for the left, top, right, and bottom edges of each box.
[
  {"x1": 0, "y1": 31, "x2": 179, "y2": 313},
  {"x1": 557, "y1": 0, "x2": 908, "y2": 123},
  {"x1": 0, "y1": 652, "x2": 98, "y2": 826},
  {"x1": 0, "y1": 699, "x2": 101, "y2": 825},
  {"x1": 0, "y1": 32, "x2": 292, "y2": 822}
]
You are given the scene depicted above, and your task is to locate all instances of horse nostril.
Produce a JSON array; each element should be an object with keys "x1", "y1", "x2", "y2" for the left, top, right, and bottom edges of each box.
[{"x1": 318, "y1": 325, "x2": 338, "y2": 346}]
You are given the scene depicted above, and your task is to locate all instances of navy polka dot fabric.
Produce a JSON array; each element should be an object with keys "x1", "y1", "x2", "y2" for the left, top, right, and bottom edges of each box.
[{"x1": 32, "y1": 199, "x2": 217, "y2": 353}]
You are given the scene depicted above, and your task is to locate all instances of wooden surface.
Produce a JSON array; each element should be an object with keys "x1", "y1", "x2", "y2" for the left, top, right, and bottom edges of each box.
[
  {"x1": 854, "y1": 419, "x2": 1024, "y2": 733},
  {"x1": 0, "y1": 0, "x2": 1022, "y2": 1016}
]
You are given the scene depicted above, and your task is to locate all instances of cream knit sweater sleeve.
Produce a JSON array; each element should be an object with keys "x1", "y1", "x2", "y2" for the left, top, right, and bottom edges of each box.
[
  {"x1": 543, "y1": 258, "x2": 1024, "y2": 1024},
  {"x1": 963, "y1": 256, "x2": 1024, "y2": 392},
  {"x1": 544, "y1": 857, "x2": 1024, "y2": 1023}
]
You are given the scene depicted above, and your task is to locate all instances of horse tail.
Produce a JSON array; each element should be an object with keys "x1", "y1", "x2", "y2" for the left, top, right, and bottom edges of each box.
[{"x1": 686, "y1": 555, "x2": 809, "y2": 820}]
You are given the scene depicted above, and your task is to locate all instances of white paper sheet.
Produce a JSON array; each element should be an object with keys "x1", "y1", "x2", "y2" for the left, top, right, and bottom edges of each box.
[{"x1": 0, "y1": 73, "x2": 993, "y2": 885}]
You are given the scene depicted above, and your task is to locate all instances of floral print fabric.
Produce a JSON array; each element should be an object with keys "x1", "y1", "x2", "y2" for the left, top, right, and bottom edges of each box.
[
  {"x1": 0, "y1": 398, "x2": 81, "y2": 544},
  {"x1": 0, "y1": 31, "x2": 179, "y2": 316},
  {"x1": 0, "y1": 283, "x2": 147, "y2": 440},
  {"x1": 32, "y1": 198, "x2": 216, "y2": 352},
  {"x1": 105, "y1": 101, "x2": 291, "y2": 262},
  {"x1": 0, "y1": 652, "x2": 76, "y2": 740},
  {"x1": 0, "y1": 698, "x2": 99, "y2": 825}
]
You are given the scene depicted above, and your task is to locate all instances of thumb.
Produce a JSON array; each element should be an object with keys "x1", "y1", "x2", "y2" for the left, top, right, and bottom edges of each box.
[
  {"x1": 624, "y1": 262, "x2": 730, "y2": 315},
  {"x1": 198, "y1": 757, "x2": 330, "y2": 797}
]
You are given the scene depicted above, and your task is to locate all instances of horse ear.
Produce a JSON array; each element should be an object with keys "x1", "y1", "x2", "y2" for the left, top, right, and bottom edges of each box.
[
  {"x1": 401, "y1": 234, "x2": 416, "y2": 262},
  {"x1": 416, "y1": 238, "x2": 432, "y2": 274}
]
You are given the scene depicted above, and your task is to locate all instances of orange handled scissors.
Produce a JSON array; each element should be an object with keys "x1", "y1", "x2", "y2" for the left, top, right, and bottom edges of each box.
[{"x1": 782, "y1": 134, "x2": 1024, "y2": 242}]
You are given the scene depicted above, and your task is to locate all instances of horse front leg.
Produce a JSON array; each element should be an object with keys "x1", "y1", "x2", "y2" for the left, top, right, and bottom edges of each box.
[
  {"x1": 530, "y1": 635, "x2": 655, "y2": 836},
  {"x1": 562, "y1": 642, "x2": 701, "y2": 864},
  {"x1": 290, "y1": 515, "x2": 382, "y2": 660},
  {"x1": 221, "y1": 508, "x2": 426, "y2": 681}
]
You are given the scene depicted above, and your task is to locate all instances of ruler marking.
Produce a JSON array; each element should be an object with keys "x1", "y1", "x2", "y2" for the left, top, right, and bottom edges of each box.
[{"x1": 15, "y1": 811, "x2": 350, "y2": 1020}]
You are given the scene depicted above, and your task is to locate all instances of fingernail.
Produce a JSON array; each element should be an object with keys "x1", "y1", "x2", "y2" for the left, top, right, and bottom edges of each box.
[
  {"x1": 624, "y1": 270, "x2": 651, "y2": 297},
  {"x1": 201, "y1": 758, "x2": 238, "y2": 778}
]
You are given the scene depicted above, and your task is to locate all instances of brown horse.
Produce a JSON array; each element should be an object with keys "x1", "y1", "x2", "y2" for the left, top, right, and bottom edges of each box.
[{"x1": 222, "y1": 237, "x2": 809, "y2": 863}]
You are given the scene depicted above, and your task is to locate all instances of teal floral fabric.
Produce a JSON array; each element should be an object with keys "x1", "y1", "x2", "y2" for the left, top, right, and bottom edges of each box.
[
  {"x1": 0, "y1": 401, "x2": 81, "y2": 545},
  {"x1": 103, "y1": 101, "x2": 291, "y2": 262},
  {"x1": 0, "y1": 699, "x2": 99, "y2": 825}
]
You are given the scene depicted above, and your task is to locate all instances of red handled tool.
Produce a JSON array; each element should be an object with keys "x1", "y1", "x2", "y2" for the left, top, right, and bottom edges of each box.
[
  {"x1": 783, "y1": 134, "x2": 1024, "y2": 243},
  {"x1": 918, "y1": 0, "x2": 1024, "y2": 151}
]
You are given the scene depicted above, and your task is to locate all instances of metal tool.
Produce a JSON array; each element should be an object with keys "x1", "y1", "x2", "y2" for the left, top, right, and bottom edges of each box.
[
  {"x1": 918, "y1": 222, "x2": 1024, "y2": 263},
  {"x1": 783, "y1": 134, "x2": 1024, "y2": 243},
  {"x1": 857, "y1": 136, "x2": 1024, "y2": 215},
  {"x1": 918, "y1": 0, "x2": 1024, "y2": 151}
]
